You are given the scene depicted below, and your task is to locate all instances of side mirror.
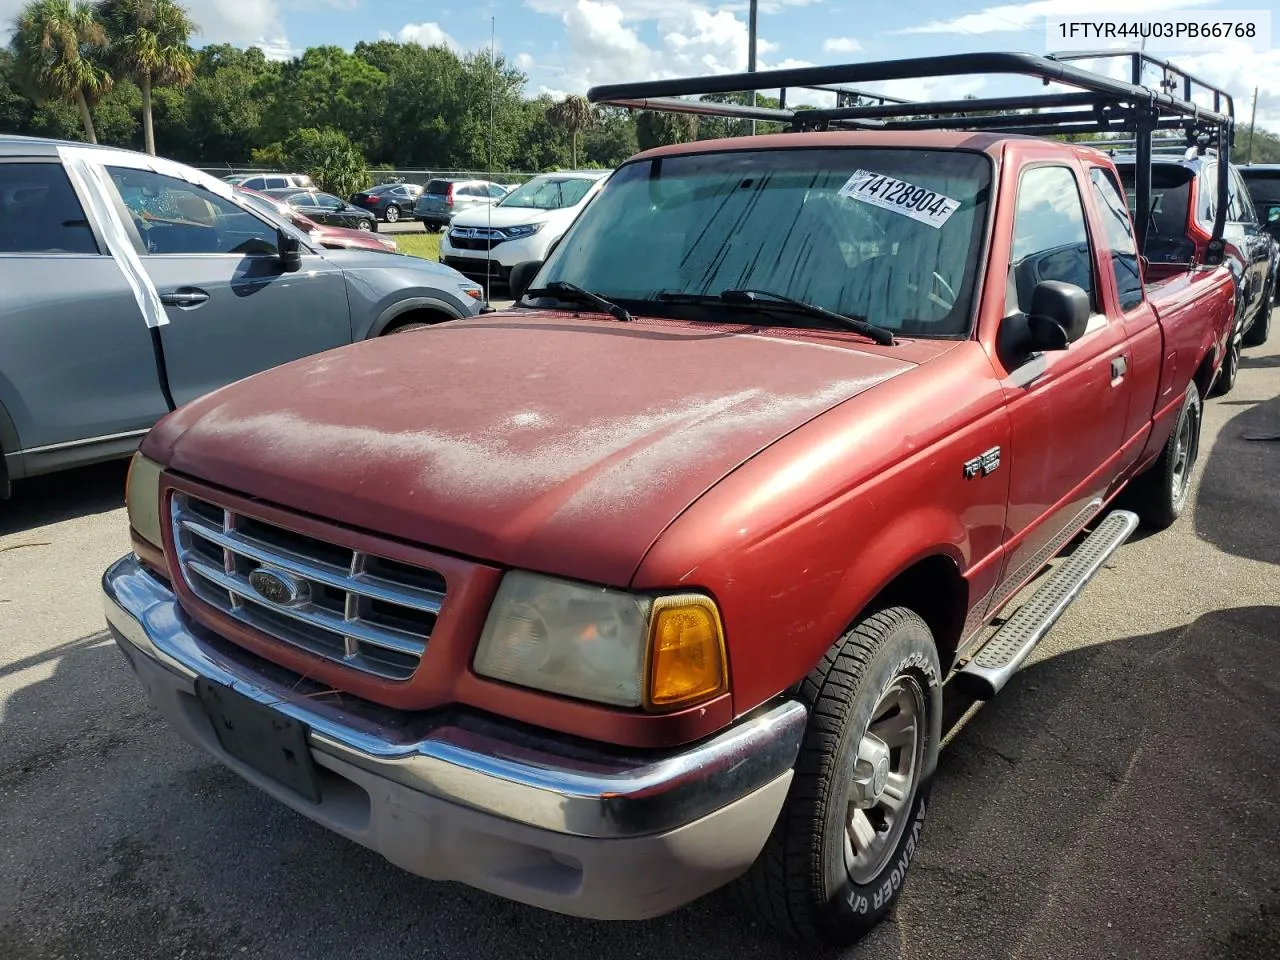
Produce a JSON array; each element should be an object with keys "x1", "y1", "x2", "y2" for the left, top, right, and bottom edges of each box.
[
  {"x1": 508, "y1": 260, "x2": 544, "y2": 301},
  {"x1": 278, "y1": 230, "x2": 303, "y2": 273},
  {"x1": 1027, "y1": 280, "x2": 1090, "y2": 349}
]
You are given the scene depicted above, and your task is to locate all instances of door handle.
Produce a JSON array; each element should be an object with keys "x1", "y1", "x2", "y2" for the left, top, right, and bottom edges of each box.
[
  {"x1": 160, "y1": 288, "x2": 209, "y2": 308},
  {"x1": 1111, "y1": 356, "x2": 1128, "y2": 382}
]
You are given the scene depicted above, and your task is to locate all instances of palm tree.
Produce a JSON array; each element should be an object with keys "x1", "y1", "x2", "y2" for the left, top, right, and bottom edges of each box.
[
  {"x1": 99, "y1": 0, "x2": 198, "y2": 155},
  {"x1": 10, "y1": 0, "x2": 111, "y2": 143},
  {"x1": 548, "y1": 94, "x2": 595, "y2": 169}
]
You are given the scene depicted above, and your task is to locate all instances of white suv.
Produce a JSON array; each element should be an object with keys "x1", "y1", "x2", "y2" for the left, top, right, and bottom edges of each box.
[
  {"x1": 225, "y1": 173, "x2": 315, "y2": 192},
  {"x1": 439, "y1": 171, "x2": 610, "y2": 283}
]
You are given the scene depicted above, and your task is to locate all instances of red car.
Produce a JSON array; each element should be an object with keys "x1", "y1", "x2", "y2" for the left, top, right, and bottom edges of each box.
[
  {"x1": 106, "y1": 53, "x2": 1238, "y2": 946},
  {"x1": 236, "y1": 186, "x2": 398, "y2": 254}
]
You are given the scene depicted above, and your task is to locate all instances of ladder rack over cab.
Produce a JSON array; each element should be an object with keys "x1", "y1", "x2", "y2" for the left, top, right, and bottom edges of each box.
[{"x1": 588, "y1": 50, "x2": 1237, "y2": 269}]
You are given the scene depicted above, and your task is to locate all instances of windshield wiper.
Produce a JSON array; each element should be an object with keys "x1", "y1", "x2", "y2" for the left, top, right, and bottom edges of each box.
[
  {"x1": 525, "y1": 281, "x2": 632, "y2": 322},
  {"x1": 657, "y1": 289, "x2": 895, "y2": 346}
]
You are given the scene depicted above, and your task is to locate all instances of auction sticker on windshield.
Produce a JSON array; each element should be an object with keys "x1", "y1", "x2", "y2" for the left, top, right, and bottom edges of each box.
[{"x1": 839, "y1": 170, "x2": 960, "y2": 229}]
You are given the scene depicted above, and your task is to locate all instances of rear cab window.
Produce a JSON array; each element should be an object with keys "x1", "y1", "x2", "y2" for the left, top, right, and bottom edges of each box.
[
  {"x1": 0, "y1": 161, "x2": 100, "y2": 255},
  {"x1": 1115, "y1": 162, "x2": 1197, "y2": 263}
]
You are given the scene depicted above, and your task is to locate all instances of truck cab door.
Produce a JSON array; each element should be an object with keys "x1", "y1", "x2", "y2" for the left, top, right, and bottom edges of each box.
[
  {"x1": 104, "y1": 166, "x2": 353, "y2": 408},
  {"x1": 992, "y1": 164, "x2": 1132, "y2": 600}
]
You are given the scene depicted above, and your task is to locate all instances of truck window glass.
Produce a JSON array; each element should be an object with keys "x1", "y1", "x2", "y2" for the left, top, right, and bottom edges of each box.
[
  {"x1": 106, "y1": 167, "x2": 280, "y2": 257},
  {"x1": 0, "y1": 162, "x2": 99, "y2": 255},
  {"x1": 1088, "y1": 168, "x2": 1144, "y2": 312},
  {"x1": 537, "y1": 148, "x2": 991, "y2": 337},
  {"x1": 1007, "y1": 166, "x2": 1094, "y2": 315}
]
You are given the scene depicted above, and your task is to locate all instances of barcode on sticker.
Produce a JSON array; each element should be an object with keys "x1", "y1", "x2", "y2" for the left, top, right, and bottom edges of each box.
[{"x1": 838, "y1": 170, "x2": 960, "y2": 228}]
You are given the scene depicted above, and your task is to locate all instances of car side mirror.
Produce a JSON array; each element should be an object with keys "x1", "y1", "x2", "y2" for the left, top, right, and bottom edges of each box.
[
  {"x1": 278, "y1": 230, "x2": 303, "y2": 273},
  {"x1": 1027, "y1": 280, "x2": 1090, "y2": 349},
  {"x1": 509, "y1": 260, "x2": 544, "y2": 301}
]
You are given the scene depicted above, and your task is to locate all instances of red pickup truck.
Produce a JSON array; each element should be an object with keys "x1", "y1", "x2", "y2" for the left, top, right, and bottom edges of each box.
[{"x1": 103, "y1": 53, "x2": 1238, "y2": 944}]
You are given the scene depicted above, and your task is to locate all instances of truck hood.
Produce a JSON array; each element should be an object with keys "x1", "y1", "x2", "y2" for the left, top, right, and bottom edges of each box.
[{"x1": 145, "y1": 314, "x2": 915, "y2": 586}]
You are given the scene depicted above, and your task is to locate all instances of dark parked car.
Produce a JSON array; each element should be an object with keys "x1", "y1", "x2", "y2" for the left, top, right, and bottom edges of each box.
[
  {"x1": 1114, "y1": 150, "x2": 1275, "y2": 387},
  {"x1": 262, "y1": 189, "x2": 379, "y2": 232},
  {"x1": 349, "y1": 182, "x2": 423, "y2": 223},
  {"x1": 414, "y1": 178, "x2": 509, "y2": 231},
  {"x1": 1239, "y1": 164, "x2": 1280, "y2": 242},
  {"x1": 1240, "y1": 164, "x2": 1280, "y2": 302}
]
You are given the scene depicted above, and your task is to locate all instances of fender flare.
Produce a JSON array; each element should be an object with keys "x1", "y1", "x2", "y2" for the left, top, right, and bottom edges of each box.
[
  {"x1": 367, "y1": 296, "x2": 463, "y2": 338},
  {"x1": 828, "y1": 506, "x2": 971, "y2": 641}
]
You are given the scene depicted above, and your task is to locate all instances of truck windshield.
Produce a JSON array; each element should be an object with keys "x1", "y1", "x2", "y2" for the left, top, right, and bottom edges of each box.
[{"x1": 535, "y1": 148, "x2": 992, "y2": 338}]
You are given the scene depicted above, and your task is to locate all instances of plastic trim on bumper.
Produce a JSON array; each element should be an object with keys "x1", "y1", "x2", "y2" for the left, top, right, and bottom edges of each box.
[{"x1": 102, "y1": 554, "x2": 807, "y2": 840}]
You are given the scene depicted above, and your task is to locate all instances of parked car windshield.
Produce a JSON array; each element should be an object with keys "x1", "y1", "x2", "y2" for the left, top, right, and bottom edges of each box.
[
  {"x1": 1113, "y1": 162, "x2": 1195, "y2": 238},
  {"x1": 500, "y1": 176, "x2": 596, "y2": 210},
  {"x1": 536, "y1": 148, "x2": 991, "y2": 337}
]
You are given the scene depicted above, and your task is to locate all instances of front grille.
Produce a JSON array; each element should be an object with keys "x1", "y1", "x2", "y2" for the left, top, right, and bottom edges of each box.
[
  {"x1": 171, "y1": 492, "x2": 446, "y2": 680},
  {"x1": 447, "y1": 228, "x2": 509, "y2": 251}
]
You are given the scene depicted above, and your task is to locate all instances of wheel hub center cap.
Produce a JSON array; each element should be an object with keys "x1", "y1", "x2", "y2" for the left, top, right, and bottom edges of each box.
[{"x1": 852, "y1": 734, "x2": 893, "y2": 807}]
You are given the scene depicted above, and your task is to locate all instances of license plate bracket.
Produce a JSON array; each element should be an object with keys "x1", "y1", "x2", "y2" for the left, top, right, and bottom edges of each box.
[{"x1": 195, "y1": 678, "x2": 321, "y2": 804}]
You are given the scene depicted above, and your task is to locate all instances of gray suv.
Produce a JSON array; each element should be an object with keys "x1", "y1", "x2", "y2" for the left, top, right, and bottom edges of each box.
[
  {"x1": 414, "y1": 178, "x2": 510, "y2": 231},
  {"x1": 0, "y1": 136, "x2": 487, "y2": 497}
]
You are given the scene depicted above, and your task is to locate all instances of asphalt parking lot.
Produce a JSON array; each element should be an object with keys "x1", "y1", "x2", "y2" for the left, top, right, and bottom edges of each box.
[{"x1": 1, "y1": 326, "x2": 1278, "y2": 959}]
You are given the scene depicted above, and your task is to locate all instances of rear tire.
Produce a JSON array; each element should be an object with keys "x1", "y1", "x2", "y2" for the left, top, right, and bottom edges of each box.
[
  {"x1": 738, "y1": 607, "x2": 942, "y2": 945},
  {"x1": 1243, "y1": 298, "x2": 1271, "y2": 347},
  {"x1": 384, "y1": 204, "x2": 401, "y2": 223},
  {"x1": 1211, "y1": 337, "x2": 1239, "y2": 396},
  {"x1": 1130, "y1": 382, "x2": 1201, "y2": 530}
]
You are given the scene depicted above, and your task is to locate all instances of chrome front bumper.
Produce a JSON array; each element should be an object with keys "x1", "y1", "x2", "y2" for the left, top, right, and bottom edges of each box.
[{"x1": 103, "y1": 554, "x2": 806, "y2": 918}]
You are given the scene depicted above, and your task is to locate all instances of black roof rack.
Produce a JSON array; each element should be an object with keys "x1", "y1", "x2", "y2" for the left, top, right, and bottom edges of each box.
[{"x1": 587, "y1": 51, "x2": 1237, "y2": 264}]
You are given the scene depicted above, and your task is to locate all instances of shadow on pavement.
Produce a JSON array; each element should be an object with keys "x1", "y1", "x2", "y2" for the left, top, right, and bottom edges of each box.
[
  {"x1": 1195, "y1": 393, "x2": 1280, "y2": 566},
  {"x1": 0, "y1": 460, "x2": 128, "y2": 537},
  {"x1": 3, "y1": 607, "x2": 1278, "y2": 959}
]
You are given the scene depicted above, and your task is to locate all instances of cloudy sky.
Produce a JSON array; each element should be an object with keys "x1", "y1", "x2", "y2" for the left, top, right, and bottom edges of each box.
[{"x1": 3, "y1": 0, "x2": 1279, "y2": 124}]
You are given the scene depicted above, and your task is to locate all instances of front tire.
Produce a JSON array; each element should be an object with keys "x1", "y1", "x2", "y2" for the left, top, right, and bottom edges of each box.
[
  {"x1": 356, "y1": 218, "x2": 373, "y2": 232},
  {"x1": 384, "y1": 204, "x2": 401, "y2": 223},
  {"x1": 1243, "y1": 297, "x2": 1271, "y2": 347},
  {"x1": 740, "y1": 607, "x2": 942, "y2": 945},
  {"x1": 1211, "y1": 337, "x2": 1239, "y2": 396},
  {"x1": 1130, "y1": 381, "x2": 1201, "y2": 530}
]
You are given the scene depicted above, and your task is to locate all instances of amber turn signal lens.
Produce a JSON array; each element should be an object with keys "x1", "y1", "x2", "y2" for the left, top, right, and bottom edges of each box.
[{"x1": 646, "y1": 595, "x2": 727, "y2": 708}]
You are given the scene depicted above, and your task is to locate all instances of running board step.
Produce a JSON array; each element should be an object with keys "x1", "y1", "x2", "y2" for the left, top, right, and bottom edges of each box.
[{"x1": 955, "y1": 509, "x2": 1140, "y2": 700}]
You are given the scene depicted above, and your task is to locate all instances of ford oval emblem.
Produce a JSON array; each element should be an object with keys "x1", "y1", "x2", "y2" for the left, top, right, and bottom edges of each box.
[{"x1": 248, "y1": 567, "x2": 309, "y2": 607}]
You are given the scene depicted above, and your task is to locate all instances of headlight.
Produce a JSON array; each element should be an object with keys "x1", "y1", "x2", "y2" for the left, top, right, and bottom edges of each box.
[
  {"x1": 459, "y1": 282, "x2": 484, "y2": 302},
  {"x1": 125, "y1": 452, "x2": 164, "y2": 550},
  {"x1": 473, "y1": 571, "x2": 727, "y2": 709},
  {"x1": 503, "y1": 222, "x2": 545, "y2": 240}
]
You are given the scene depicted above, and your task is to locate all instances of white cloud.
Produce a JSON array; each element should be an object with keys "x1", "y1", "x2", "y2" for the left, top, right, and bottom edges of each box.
[
  {"x1": 254, "y1": 36, "x2": 299, "y2": 61},
  {"x1": 822, "y1": 37, "x2": 861, "y2": 53},
  {"x1": 182, "y1": 0, "x2": 285, "y2": 45},
  {"x1": 396, "y1": 21, "x2": 460, "y2": 51},
  {"x1": 515, "y1": 52, "x2": 536, "y2": 69},
  {"x1": 898, "y1": 0, "x2": 1211, "y2": 36}
]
